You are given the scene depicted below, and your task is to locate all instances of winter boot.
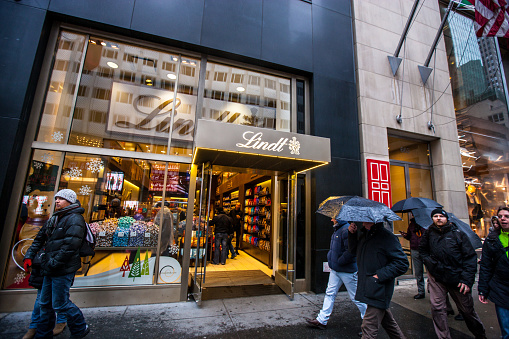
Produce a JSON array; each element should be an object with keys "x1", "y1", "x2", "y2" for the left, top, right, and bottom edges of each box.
[
  {"x1": 53, "y1": 322, "x2": 67, "y2": 335},
  {"x1": 22, "y1": 328, "x2": 36, "y2": 339}
]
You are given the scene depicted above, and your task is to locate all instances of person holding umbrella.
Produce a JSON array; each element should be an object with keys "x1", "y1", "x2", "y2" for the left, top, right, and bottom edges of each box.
[
  {"x1": 348, "y1": 221, "x2": 409, "y2": 338},
  {"x1": 399, "y1": 213, "x2": 425, "y2": 300},
  {"x1": 478, "y1": 206, "x2": 509, "y2": 339},
  {"x1": 419, "y1": 208, "x2": 486, "y2": 339},
  {"x1": 305, "y1": 217, "x2": 367, "y2": 331}
]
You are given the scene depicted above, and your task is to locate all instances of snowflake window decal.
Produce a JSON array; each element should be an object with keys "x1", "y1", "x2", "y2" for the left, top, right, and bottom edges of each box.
[
  {"x1": 25, "y1": 185, "x2": 32, "y2": 193},
  {"x1": 64, "y1": 167, "x2": 82, "y2": 180},
  {"x1": 86, "y1": 158, "x2": 104, "y2": 174},
  {"x1": 33, "y1": 161, "x2": 43, "y2": 170},
  {"x1": 289, "y1": 137, "x2": 300, "y2": 155},
  {"x1": 51, "y1": 131, "x2": 64, "y2": 142},
  {"x1": 79, "y1": 185, "x2": 92, "y2": 196},
  {"x1": 41, "y1": 153, "x2": 54, "y2": 164},
  {"x1": 14, "y1": 271, "x2": 26, "y2": 284}
]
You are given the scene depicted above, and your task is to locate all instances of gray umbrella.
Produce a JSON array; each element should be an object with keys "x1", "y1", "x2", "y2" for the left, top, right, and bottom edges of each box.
[
  {"x1": 317, "y1": 196, "x2": 401, "y2": 223},
  {"x1": 411, "y1": 207, "x2": 482, "y2": 249},
  {"x1": 391, "y1": 197, "x2": 442, "y2": 213}
]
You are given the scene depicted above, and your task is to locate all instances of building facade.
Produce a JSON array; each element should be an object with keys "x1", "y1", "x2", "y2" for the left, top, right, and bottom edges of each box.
[{"x1": 0, "y1": 0, "x2": 508, "y2": 312}]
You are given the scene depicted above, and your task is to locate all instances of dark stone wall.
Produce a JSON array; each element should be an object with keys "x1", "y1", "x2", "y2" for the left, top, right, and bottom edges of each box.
[{"x1": 0, "y1": 0, "x2": 361, "y2": 293}]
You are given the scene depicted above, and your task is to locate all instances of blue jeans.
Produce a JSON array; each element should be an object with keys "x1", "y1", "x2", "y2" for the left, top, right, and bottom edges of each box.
[
  {"x1": 317, "y1": 270, "x2": 367, "y2": 325},
  {"x1": 496, "y1": 305, "x2": 509, "y2": 339},
  {"x1": 213, "y1": 233, "x2": 229, "y2": 264},
  {"x1": 29, "y1": 289, "x2": 66, "y2": 329},
  {"x1": 36, "y1": 273, "x2": 87, "y2": 338},
  {"x1": 227, "y1": 236, "x2": 236, "y2": 257}
]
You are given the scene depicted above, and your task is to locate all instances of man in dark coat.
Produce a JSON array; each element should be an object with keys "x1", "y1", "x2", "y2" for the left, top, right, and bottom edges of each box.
[
  {"x1": 419, "y1": 208, "x2": 486, "y2": 339},
  {"x1": 478, "y1": 206, "x2": 509, "y2": 339},
  {"x1": 400, "y1": 215, "x2": 425, "y2": 299},
  {"x1": 210, "y1": 207, "x2": 233, "y2": 265},
  {"x1": 305, "y1": 218, "x2": 366, "y2": 330},
  {"x1": 229, "y1": 203, "x2": 243, "y2": 255},
  {"x1": 24, "y1": 189, "x2": 89, "y2": 339},
  {"x1": 348, "y1": 221, "x2": 408, "y2": 339}
]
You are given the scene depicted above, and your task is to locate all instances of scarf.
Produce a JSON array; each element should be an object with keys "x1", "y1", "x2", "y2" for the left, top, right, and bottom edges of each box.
[{"x1": 45, "y1": 203, "x2": 81, "y2": 235}]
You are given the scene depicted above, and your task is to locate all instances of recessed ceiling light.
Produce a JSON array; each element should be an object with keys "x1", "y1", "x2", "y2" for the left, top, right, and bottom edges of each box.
[
  {"x1": 236, "y1": 86, "x2": 245, "y2": 92},
  {"x1": 90, "y1": 40, "x2": 96, "y2": 44},
  {"x1": 172, "y1": 57, "x2": 178, "y2": 61},
  {"x1": 146, "y1": 79, "x2": 152, "y2": 83},
  {"x1": 167, "y1": 74, "x2": 177, "y2": 80},
  {"x1": 100, "y1": 42, "x2": 107, "y2": 46},
  {"x1": 107, "y1": 62, "x2": 118, "y2": 68}
]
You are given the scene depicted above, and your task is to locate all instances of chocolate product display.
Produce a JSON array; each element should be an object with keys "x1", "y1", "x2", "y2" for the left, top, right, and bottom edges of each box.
[
  {"x1": 143, "y1": 222, "x2": 159, "y2": 247},
  {"x1": 113, "y1": 216, "x2": 134, "y2": 247},
  {"x1": 128, "y1": 221, "x2": 147, "y2": 246},
  {"x1": 94, "y1": 218, "x2": 118, "y2": 247}
]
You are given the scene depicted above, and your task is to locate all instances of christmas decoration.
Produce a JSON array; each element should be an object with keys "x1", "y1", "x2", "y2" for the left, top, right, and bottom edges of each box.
[
  {"x1": 25, "y1": 185, "x2": 32, "y2": 193},
  {"x1": 33, "y1": 161, "x2": 43, "y2": 170},
  {"x1": 41, "y1": 152, "x2": 54, "y2": 164},
  {"x1": 14, "y1": 271, "x2": 26, "y2": 285},
  {"x1": 86, "y1": 158, "x2": 104, "y2": 174},
  {"x1": 79, "y1": 185, "x2": 92, "y2": 196},
  {"x1": 289, "y1": 137, "x2": 300, "y2": 155},
  {"x1": 51, "y1": 131, "x2": 64, "y2": 142},
  {"x1": 169, "y1": 244, "x2": 179, "y2": 256},
  {"x1": 64, "y1": 166, "x2": 82, "y2": 180},
  {"x1": 141, "y1": 251, "x2": 150, "y2": 276},
  {"x1": 120, "y1": 255, "x2": 130, "y2": 277},
  {"x1": 129, "y1": 248, "x2": 142, "y2": 281}
]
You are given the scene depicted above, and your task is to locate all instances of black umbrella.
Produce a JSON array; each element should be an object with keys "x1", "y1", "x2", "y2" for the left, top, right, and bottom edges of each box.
[
  {"x1": 317, "y1": 196, "x2": 401, "y2": 223},
  {"x1": 411, "y1": 207, "x2": 483, "y2": 249},
  {"x1": 391, "y1": 197, "x2": 442, "y2": 213}
]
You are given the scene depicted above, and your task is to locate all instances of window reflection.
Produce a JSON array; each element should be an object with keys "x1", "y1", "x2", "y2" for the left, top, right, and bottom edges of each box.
[{"x1": 442, "y1": 7, "x2": 509, "y2": 238}]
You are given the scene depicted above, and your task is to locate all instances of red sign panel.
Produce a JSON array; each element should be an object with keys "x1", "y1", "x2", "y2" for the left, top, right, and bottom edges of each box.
[{"x1": 367, "y1": 159, "x2": 392, "y2": 207}]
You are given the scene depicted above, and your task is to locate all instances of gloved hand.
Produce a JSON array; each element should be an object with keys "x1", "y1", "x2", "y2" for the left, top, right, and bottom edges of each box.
[{"x1": 23, "y1": 259, "x2": 32, "y2": 272}]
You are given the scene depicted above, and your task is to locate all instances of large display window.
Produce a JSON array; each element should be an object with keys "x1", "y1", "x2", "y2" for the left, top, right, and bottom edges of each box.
[
  {"x1": 4, "y1": 149, "x2": 189, "y2": 289},
  {"x1": 442, "y1": 6, "x2": 509, "y2": 237},
  {"x1": 36, "y1": 31, "x2": 200, "y2": 157}
]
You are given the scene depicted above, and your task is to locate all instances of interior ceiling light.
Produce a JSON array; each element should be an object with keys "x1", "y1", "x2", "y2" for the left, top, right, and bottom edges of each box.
[
  {"x1": 146, "y1": 79, "x2": 152, "y2": 83},
  {"x1": 172, "y1": 57, "x2": 178, "y2": 61},
  {"x1": 236, "y1": 86, "x2": 245, "y2": 92},
  {"x1": 111, "y1": 45, "x2": 118, "y2": 49},
  {"x1": 100, "y1": 42, "x2": 107, "y2": 46},
  {"x1": 167, "y1": 73, "x2": 177, "y2": 80},
  {"x1": 90, "y1": 40, "x2": 96, "y2": 44},
  {"x1": 107, "y1": 61, "x2": 118, "y2": 69}
]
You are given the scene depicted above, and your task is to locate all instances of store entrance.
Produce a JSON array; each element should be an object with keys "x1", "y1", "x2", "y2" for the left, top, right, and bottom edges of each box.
[{"x1": 190, "y1": 164, "x2": 296, "y2": 301}]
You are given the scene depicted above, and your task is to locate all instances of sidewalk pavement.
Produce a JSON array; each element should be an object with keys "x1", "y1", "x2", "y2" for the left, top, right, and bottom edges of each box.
[{"x1": 0, "y1": 279, "x2": 502, "y2": 338}]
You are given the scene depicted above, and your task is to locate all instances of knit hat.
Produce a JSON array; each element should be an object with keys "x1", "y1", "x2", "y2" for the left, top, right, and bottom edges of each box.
[
  {"x1": 54, "y1": 189, "x2": 77, "y2": 204},
  {"x1": 430, "y1": 208, "x2": 449, "y2": 220}
]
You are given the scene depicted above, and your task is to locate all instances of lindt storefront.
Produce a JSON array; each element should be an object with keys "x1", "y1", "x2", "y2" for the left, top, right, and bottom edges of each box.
[{"x1": 0, "y1": 28, "x2": 330, "y2": 310}]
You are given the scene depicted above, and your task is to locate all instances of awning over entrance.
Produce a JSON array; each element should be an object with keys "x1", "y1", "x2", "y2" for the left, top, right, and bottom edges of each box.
[{"x1": 193, "y1": 119, "x2": 330, "y2": 173}]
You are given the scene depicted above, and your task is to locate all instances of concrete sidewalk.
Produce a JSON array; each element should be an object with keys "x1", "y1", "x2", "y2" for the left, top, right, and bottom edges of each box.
[{"x1": 0, "y1": 279, "x2": 502, "y2": 338}]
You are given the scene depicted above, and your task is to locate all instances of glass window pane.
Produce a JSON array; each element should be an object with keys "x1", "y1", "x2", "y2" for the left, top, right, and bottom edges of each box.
[
  {"x1": 390, "y1": 165, "x2": 408, "y2": 234},
  {"x1": 441, "y1": 6, "x2": 509, "y2": 238},
  {"x1": 3, "y1": 150, "x2": 64, "y2": 289},
  {"x1": 202, "y1": 62, "x2": 291, "y2": 131},
  {"x1": 388, "y1": 136, "x2": 430, "y2": 165},
  {"x1": 36, "y1": 31, "x2": 86, "y2": 144}
]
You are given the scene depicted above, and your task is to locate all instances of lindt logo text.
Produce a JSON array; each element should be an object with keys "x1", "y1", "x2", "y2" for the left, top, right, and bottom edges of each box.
[{"x1": 236, "y1": 132, "x2": 289, "y2": 152}]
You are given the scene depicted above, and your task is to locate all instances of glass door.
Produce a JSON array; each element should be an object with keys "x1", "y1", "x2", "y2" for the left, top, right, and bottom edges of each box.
[
  {"x1": 191, "y1": 162, "x2": 212, "y2": 304},
  {"x1": 274, "y1": 172, "x2": 297, "y2": 299}
]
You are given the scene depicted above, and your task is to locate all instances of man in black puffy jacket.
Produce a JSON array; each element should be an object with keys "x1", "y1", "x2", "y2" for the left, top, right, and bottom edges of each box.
[
  {"x1": 419, "y1": 208, "x2": 486, "y2": 339},
  {"x1": 478, "y1": 206, "x2": 509, "y2": 339},
  {"x1": 348, "y1": 221, "x2": 408, "y2": 339},
  {"x1": 24, "y1": 189, "x2": 89, "y2": 339},
  {"x1": 305, "y1": 218, "x2": 366, "y2": 331},
  {"x1": 210, "y1": 207, "x2": 233, "y2": 265}
]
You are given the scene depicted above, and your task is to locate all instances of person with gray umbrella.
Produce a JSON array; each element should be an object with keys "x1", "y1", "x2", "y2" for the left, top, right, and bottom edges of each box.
[
  {"x1": 419, "y1": 208, "x2": 486, "y2": 339},
  {"x1": 348, "y1": 220, "x2": 409, "y2": 338}
]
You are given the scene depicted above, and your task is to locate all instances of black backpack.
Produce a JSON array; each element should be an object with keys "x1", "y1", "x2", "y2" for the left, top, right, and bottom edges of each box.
[{"x1": 79, "y1": 222, "x2": 96, "y2": 260}]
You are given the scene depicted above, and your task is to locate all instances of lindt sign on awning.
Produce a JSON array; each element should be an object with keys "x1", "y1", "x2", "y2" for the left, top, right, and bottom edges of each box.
[{"x1": 236, "y1": 132, "x2": 301, "y2": 155}]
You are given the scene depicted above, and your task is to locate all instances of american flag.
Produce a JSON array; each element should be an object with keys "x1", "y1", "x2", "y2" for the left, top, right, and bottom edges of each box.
[{"x1": 474, "y1": 0, "x2": 509, "y2": 37}]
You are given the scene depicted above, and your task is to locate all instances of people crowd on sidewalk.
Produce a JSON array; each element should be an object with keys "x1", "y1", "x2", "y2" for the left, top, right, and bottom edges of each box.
[{"x1": 21, "y1": 189, "x2": 507, "y2": 339}]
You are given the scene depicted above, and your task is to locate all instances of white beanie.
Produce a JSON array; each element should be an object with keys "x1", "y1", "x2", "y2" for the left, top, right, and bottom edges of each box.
[{"x1": 54, "y1": 189, "x2": 77, "y2": 204}]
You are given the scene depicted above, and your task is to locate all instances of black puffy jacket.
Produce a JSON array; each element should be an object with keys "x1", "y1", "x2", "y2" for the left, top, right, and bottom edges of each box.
[
  {"x1": 419, "y1": 222, "x2": 477, "y2": 288},
  {"x1": 478, "y1": 229, "x2": 509, "y2": 307},
  {"x1": 348, "y1": 223, "x2": 409, "y2": 309},
  {"x1": 210, "y1": 212, "x2": 233, "y2": 234},
  {"x1": 25, "y1": 205, "x2": 86, "y2": 277}
]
